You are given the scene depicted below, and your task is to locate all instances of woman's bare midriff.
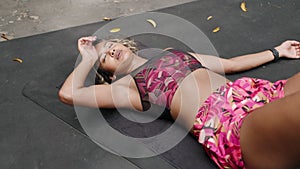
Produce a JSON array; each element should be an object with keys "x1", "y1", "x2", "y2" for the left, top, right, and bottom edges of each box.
[{"x1": 169, "y1": 69, "x2": 230, "y2": 130}]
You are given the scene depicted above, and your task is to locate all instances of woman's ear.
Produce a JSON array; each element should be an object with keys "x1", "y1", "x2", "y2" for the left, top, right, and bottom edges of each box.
[{"x1": 109, "y1": 74, "x2": 117, "y2": 81}]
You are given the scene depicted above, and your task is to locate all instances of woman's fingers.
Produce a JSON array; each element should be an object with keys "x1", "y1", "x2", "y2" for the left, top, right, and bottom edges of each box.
[
  {"x1": 284, "y1": 40, "x2": 299, "y2": 47},
  {"x1": 296, "y1": 46, "x2": 300, "y2": 58},
  {"x1": 288, "y1": 40, "x2": 300, "y2": 58},
  {"x1": 77, "y1": 36, "x2": 97, "y2": 53},
  {"x1": 277, "y1": 40, "x2": 300, "y2": 59},
  {"x1": 78, "y1": 36, "x2": 97, "y2": 51},
  {"x1": 79, "y1": 36, "x2": 97, "y2": 41},
  {"x1": 291, "y1": 40, "x2": 300, "y2": 44},
  {"x1": 78, "y1": 36, "x2": 97, "y2": 45}
]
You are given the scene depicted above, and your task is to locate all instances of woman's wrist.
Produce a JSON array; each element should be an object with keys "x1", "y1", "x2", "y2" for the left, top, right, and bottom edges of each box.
[
  {"x1": 268, "y1": 48, "x2": 280, "y2": 62},
  {"x1": 274, "y1": 45, "x2": 286, "y2": 58},
  {"x1": 81, "y1": 57, "x2": 98, "y2": 67},
  {"x1": 72, "y1": 59, "x2": 95, "y2": 89}
]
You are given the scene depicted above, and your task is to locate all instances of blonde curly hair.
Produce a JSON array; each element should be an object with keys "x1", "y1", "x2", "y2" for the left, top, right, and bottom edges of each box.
[{"x1": 107, "y1": 38, "x2": 139, "y2": 54}]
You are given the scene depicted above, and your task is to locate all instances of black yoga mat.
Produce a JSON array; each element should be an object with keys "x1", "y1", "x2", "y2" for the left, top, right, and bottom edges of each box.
[{"x1": 21, "y1": 0, "x2": 299, "y2": 169}]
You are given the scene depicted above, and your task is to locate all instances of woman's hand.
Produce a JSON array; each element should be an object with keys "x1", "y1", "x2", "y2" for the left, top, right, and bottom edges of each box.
[
  {"x1": 78, "y1": 36, "x2": 99, "y2": 64},
  {"x1": 275, "y1": 40, "x2": 300, "y2": 59}
]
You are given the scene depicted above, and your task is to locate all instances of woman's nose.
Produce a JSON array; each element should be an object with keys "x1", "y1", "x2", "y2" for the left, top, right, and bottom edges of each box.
[{"x1": 108, "y1": 49, "x2": 116, "y2": 57}]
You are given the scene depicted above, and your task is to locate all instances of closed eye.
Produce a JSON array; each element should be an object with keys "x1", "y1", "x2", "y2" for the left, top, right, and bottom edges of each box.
[
  {"x1": 108, "y1": 43, "x2": 113, "y2": 49},
  {"x1": 100, "y1": 42, "x2": 114, "y2": 63},
  {"x1": 101, "y1": 42, "x2": 111, "y2": 63},
  {"x1": 103, "y1": 54, "x2": 106, "y2": 62}
]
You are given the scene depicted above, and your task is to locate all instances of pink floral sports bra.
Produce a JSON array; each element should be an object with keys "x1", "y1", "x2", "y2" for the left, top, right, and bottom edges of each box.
[{"x1": 130, "y1": 49, "x2": 205, "y2": 111}]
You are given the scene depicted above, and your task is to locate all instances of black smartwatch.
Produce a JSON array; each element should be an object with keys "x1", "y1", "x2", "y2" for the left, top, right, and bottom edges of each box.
[{"x1": 269, "y1": 48, "x2": 280, "y2": 62}]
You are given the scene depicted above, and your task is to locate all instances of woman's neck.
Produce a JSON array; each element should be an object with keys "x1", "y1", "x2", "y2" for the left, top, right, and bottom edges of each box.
[{"x1": 127, "y1": 54, "x2": 147, "y2": 73}]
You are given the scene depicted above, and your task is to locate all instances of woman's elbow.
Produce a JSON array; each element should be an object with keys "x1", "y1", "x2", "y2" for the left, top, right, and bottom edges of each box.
[
  {"x1": 224, "y1": 60, "x2": 239, "y2": 74},
  {"x1": 225, "y1": 65, "x2": 237, "y2": 74},
  {"x1": 58, "y1": 89, "x2": 74, "y2": 105}
]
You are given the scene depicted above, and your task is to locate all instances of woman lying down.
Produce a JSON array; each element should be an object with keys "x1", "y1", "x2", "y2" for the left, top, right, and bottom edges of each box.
[{"x1": 59, "y1": 36, "x2": 300, "y2": 169}]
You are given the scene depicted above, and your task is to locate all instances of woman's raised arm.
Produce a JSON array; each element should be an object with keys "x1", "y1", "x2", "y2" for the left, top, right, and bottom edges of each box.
[
  {"x1": 189, "y1": 40, "x2": 300, "y2": 74},
  {"x1": 58, "y1": 36, "x2": 140, "y2": 110},
  {"x1": 58, "y1": 36, "x2": 111, "y2": 107}
]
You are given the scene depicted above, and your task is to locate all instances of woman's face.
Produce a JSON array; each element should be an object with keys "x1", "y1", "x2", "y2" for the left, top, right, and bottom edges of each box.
[{"x1": 95, "y1": 40, "x2": 134, "y2": 75}]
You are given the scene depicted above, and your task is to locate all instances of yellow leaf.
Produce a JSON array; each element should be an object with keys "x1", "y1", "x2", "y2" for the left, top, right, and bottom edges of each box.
[
  {"x1": 103, "y1": 17, "x2": 112, "y2": 21},
  {"x1": 110, "y1": 28, "x2": 121, "y2": 33},
  {"x1": 146, "y1": 19, "x2": 157, "y2": 28},
  {"x1": 240, "y1": 1, "x2": 248, "y2": 12},
  {"x1": 207, "y1": 16, "x2": 213, "y2": 21},
  {"x1": 212, "y1": 27, "x2": 220, "y2": 33},
  {"x1": 13, "y1": 58, "x2": 23, "y2": 63}
]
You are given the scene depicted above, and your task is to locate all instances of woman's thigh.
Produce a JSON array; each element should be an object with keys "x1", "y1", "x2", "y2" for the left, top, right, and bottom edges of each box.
[
  {"x1": 240, "y1": 91, "x2": 300, "y2": 169},
  {"x1": 284, "y1": 72, "x2": 300, "y2": 96}
]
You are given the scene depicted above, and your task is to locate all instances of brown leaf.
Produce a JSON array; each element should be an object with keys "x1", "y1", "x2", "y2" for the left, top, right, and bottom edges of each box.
[{"x1": 1, "y1": 34, "x2": 10, "y2": 40}]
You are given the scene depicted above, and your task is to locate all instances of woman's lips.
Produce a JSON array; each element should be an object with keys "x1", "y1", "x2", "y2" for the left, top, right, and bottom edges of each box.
[{"x1": 116, "y1": 50, "x2": 121, "y2": 60}]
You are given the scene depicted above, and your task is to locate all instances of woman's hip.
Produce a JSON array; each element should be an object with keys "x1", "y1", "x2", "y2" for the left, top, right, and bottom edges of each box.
[{"x1": 193, "y1": 77, "x2": 287, "y2": 169}]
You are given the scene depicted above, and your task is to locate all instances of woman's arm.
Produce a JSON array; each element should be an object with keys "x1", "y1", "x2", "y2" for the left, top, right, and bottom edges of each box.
[
  {"x1": 189, "y1": 40, "x2": 300, "y2": 74},
  {"x1": 58, "y1": 36, "x2": 140, "y2": 109},
  {"x1": 59, "y1": 36, "x2": 109, "y2": 107}
]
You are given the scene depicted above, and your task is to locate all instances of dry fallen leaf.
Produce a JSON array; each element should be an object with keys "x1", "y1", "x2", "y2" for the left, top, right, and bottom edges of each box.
[
  {"x1": 146, "y1": 19, "x2": 157, "y2": 28},
  {"x1": 1, "y1": 33, "x2": 14, "y2": 41},
  {"x1": 103, "y1": 17, "x2": 112, "y2": 21},
  {"x1": 110, "y1": 28, "x2": 121, "y2": 33},
  {"x1": 212, "y1": 27, "x2": 221, "y2": 33},
  {"x1": 13, "y1": 58, "x2": 23, "y2": 63},
  {"x1": 240, "y1": 1, "x2": 248, "y2": 12},
  {"x1": 207, "y1": 16, "x2": 213, "y2": 21},
  {"x1": 1, "y1": 34, "x2": 10, "y2": 40}
]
